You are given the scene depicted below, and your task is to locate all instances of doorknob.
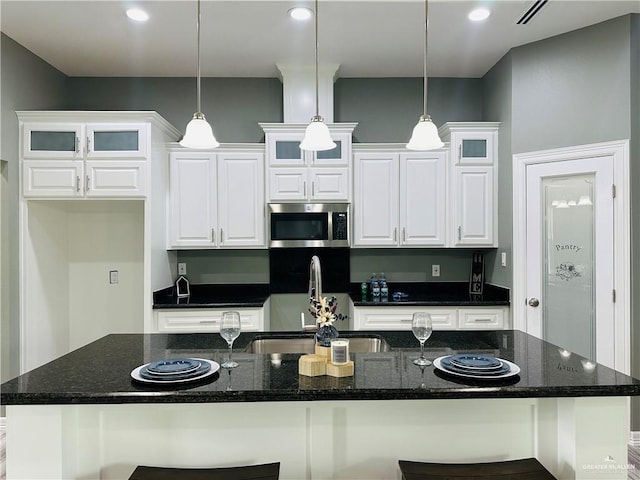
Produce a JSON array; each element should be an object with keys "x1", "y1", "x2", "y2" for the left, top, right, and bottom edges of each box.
[{"x1": 528, "y1": 298, "x2": 540, "y2": 307}]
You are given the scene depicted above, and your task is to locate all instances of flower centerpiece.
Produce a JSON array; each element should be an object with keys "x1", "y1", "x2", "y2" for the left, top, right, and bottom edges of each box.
[{"x1": 309, "y1": 295, "x2": 345, "y2": 346}]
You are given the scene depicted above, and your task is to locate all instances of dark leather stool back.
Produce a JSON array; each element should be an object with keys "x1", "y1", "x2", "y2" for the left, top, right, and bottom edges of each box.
[
  {"x1": 399, "y1": 458, "x2": 556, "y2": 480},
  {"x1": 128, "y1": 462, "x2": 280, "y2": 480}
]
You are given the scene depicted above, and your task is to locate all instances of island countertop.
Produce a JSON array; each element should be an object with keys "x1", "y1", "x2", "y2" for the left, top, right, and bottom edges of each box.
[{"x1": 3, "y1": 330, "x2": 639, "y2": 405}]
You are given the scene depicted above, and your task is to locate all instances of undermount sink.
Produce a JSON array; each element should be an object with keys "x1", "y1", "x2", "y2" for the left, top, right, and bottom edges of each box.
[{"x1": 245, "y1": 335, "x2": 391, "y2": 354}]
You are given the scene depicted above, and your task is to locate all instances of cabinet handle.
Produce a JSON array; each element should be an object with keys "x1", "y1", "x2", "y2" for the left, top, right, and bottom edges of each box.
[
  {"x1": 473, "y1": 318, "x2": 493, "y2": 323},
  {"x1": 402, "y1": 227, "x2": 406, "y2": 242},
  {"x1": 303, "y1": 182, "x2": 307, "y2": 197},
  {"x1": 212, "y1": 228, "x2": 216, "y2": 244},
  {"x1": 458, "y1": 226, "x2": 462, "y2": 240},
  {"x1": 75, "y1": 137, "x2": 80, "y2": 154},
  {"x1": 76, "y1": 176, "x2": 81, "y2": 193},
  {"x1": 393, "y1": 228, "x2": 397, "y2": 242},
  {"x1": 85, "y1": 175, "x2": 90, "y2": 192},
  {"x1": 198, "y1": 320, "x2": 217, "y2": 325},
  {"x1": 220, "y1": 228, "x2": 224, "y2": 244},
  {"x1": 312, "y1": 182, "x2": 315, "y2": 197}
]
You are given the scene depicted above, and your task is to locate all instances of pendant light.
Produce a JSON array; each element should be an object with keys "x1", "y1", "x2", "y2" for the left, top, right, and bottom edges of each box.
[
  {"x1": 180, "y1": 0, "x2": 219, "y2": 149},
  {"x1": 300, "y1": 0, "x2": 336, "y2": 152},
  {"x1": 406, "y1": 0, "x2": 443, "y2": 150}
]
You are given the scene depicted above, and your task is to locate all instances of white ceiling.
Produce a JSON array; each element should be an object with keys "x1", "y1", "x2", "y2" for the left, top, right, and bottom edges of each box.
[{"x1": 1, "y1": 0, "x2": 638, "y2": 79}]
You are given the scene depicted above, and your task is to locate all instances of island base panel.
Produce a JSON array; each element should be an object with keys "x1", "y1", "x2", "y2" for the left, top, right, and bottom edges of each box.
[{"x1": 6, "y1": 397, "x2": 629, "y2": 480}]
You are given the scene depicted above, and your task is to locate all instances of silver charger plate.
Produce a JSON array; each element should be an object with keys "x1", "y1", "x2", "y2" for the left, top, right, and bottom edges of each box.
[
  {"x1": 131, "y1": 358, "x2": 220, "y2": 384},
  {"x1": 434, "y1": 356, "x2": 520, "y2": 380}
]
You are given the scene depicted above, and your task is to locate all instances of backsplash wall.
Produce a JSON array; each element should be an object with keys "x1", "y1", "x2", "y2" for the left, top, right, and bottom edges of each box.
[{"x1": 176, "y1": 249, "x2": 492, "y2": 286}]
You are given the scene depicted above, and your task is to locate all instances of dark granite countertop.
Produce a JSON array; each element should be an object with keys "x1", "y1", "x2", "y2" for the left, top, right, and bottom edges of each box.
[
  {"x1": 350, "y1": 282, "x2": 510, "y2": 306},
  {"x1": 2, "y1": 330, "x2": 639, "y2": 405},
  {"x1": 153, "y1": 283, "x2": 270, "y2": 309}
]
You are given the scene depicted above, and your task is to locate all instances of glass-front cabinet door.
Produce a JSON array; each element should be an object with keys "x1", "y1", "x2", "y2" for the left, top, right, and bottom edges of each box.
[
  {"x1": 23, "y1": 123, "x2": 83, "y2": 159},
  {"x1": 86, "y1": 123, "x2": 147, "y2": 158},
  {"x1": 452, "y1": 131, "x2": 495, "y2": 165}
]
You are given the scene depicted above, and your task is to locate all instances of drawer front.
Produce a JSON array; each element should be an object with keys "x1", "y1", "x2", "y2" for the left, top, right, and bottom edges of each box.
[
  {"x1": 458, "y1": 308, "x2": 505, "y2": 330},
  {"x1": 353, "y1": 307, "x2": 457, "y2": 331},
  {"x1": 156, "y1": 309, "x2": 262, "y2": 333}
]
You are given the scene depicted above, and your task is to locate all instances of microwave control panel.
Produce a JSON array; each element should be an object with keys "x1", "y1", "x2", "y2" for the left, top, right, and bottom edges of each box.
[{"x1": 332, "y1": 212, "x2": 348, "y2": 241}]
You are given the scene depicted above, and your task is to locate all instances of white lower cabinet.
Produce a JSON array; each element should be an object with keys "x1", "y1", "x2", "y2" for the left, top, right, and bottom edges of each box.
[
  {"x1": 154, "y1": 302, "x2": 269, "y2": 333},
  {"x1": 351, "y1": 303, "x2": 508, "y2": 331}
]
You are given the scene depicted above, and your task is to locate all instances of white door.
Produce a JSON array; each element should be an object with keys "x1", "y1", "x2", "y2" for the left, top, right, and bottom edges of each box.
[
  {"x1": 169, "y1": 152, "x2": 217, "y2": 247},
  {"x1": 217, "y1": 152, "x2": 265, "y2": 248},
  {"x1": 309, "y1": 168, "x2": 349, "y2": 201},
  {"x1": 515, "y1": 141, "x2": 629, "y2": 372},
  {"x1": 353, "y1": 152, "x2": 399, "y2": 247},
  {"x1": 451, "y1": 166, "x2": 494, "y2": 246},
  {"x1": 399, "y1": 152, "x2": 446, "y2": 246}
]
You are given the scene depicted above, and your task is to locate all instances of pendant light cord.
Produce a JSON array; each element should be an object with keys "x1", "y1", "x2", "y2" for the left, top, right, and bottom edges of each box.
[
  {"x1": 196, "y1": 0, "x2": 202, "y2": 115},
  {"x1": 314, "y1": 0, "x2": 320, "y2": 118},
  {"x1": 423, "y1": 0, "x2": 429, "y2": 116}
]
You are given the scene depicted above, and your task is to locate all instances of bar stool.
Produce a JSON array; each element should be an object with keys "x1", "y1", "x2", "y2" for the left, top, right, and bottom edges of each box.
[
  {"x1": 128, "y1": 462, "x2": 280, "y2": 480},
  {"x1": 398, "y1": 458, "x2": 556, "y2": 479}
]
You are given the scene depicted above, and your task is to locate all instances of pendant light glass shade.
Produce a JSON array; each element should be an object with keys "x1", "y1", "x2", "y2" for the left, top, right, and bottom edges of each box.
[
  {"x1": 406, "y1": 114, "x2": 443, "y2": 150},
  {"x1": 300, "y1": 116, "x2": 336, "y2": 151},
  {"x1": 300, "y1": 0, "x2": 335, "y2": 152},
  {"x1": 406, "y1": 0, "x2": 443, "y2": 151},
  {"x1": 180, "y1": 0, "x2": 219, "y2": 149},
  {"x1": 180, "y1": 112, "x2": 220, "y2": 149}
]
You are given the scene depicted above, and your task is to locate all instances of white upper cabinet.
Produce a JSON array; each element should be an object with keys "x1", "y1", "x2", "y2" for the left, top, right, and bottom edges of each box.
[
  {"x1": 169, "y1": 152, "x2": 218, "y2": 247},
  {"x1": 21, "y1": 118, "x2": 151, "y2": 198},
  {"x1": 168, "y1": 148, "x2": 265, "y2": 249},
  {"x1": 353, "y1": 151, "x2": 399, "y2": 246},
  {"x1": 85, "y1": 123, "x2": 147, "y2": 158},
  {"x1": 439, "y1": 122, "x2": 500, "y2": 247},
  {"x1": 24, "y1": 122, "x2": 147, "y2": 159},
  {"x1": 260, "y1": 123, "x2": 356, "y2": 202},
  {"x1": 23, "y1": 123, "x2": 84, "y2": 159},
  {"x1": 217, "y1": 152, "x2": 265, "y2": 248},
  {"x1": 353, "y1": 148, "x2": 447, "y2": 247},
  {"x1": 400, "y1": 152, "x2": 447, "y2": 246}
]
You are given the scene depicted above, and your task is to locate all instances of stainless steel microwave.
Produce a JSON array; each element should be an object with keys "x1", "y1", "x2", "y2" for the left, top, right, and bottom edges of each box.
[{"x1": 268, "y1": 203, "x2": 350, "y2": 248}]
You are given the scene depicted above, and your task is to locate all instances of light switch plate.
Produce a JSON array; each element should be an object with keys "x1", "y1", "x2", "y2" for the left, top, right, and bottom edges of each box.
[
  {"x1": 178, "y1": 263, "x2": 187, "y2": 275},
  {"x1": 431, "y1": 265, "x2": 440, "y2": 277},
  {"x1": 501, "y1": 252, "x2": 507, "y2": 267},
  {"x1": 109, "y1": 270, "x2": 118, "y2": 284}
]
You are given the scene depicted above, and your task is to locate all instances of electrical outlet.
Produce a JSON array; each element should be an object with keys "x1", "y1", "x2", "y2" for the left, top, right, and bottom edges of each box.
[
  {"x1": 109, "y1": 270, "x2": 118, "y2": 284},
  {"x1": 501, "y1": 252, "x2": 507, "y2": 267},
  {"x1": 431, "y1": 265, "x2": 440, "y2": 277},
  {"x1": 178, "y1": 263, "x2": 187, "y2": 275}
]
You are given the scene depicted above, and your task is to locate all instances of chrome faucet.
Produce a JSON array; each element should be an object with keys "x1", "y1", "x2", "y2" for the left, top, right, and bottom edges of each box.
[{"x1": 309, "y1": 255, "x2": 322, "y2": 303}]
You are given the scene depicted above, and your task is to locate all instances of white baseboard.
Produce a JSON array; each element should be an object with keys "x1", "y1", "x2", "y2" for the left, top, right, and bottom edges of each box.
[{"x1": 629, "y1": 431, "x2": 640, "y2": 446}]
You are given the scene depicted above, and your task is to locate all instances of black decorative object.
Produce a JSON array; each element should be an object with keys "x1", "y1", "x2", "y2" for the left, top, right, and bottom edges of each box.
[{"x1": 469, "y1": 252, "x2": 484, "y2": 295}]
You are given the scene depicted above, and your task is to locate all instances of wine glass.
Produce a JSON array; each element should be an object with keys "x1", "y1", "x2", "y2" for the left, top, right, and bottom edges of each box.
[
  {"x1": 412, "y1": 312, "x2": 433, "y2": 366},
  {"x1": 220, "y1": 311, "x2": 241, "y2": 368}
]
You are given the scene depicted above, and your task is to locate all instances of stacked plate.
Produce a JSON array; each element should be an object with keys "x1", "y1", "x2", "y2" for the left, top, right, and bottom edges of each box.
[
  {"x1": 131, "y1": 358, "x2": 220, "y2": 384},
  {"x1": 434, "y1": 354, "x2": 520, "y2": 380}
]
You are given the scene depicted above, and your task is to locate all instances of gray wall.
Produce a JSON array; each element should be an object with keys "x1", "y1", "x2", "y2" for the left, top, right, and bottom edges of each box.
[
  {"x1": 1, "y1": 33, "x2": 69, "y2": 382},
  {"x1": 630, "y1": 14, "x2": 640, "y2": 432},
  {"x1": 482, "y1": 53, "x2": 513, "y2": 289},
  {"x1": 66, "y1": 77, "x2": 283, "y2": 143},
  {"x1": 334, "y1": 77, "x2": 483, "y2": 143},
  {"x1": 511, "y1": 16, "x2": 632, "y2": 154}
]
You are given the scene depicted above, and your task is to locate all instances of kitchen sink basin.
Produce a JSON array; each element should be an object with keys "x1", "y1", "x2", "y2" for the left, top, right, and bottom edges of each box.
[{"x1": 245, "y1": 335, "x2": 391, "y2": 354}]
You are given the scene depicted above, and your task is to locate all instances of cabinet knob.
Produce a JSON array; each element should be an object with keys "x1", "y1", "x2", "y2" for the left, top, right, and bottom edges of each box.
[{"x1": 528, "y1": 298, "x2": 540, "y2": 307}]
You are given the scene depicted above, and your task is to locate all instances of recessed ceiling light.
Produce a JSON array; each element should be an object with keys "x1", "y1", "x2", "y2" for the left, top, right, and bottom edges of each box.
[
  {"x1": 126, "y1": 8, "x2": 149, "y2": 22},
  {"x1": 468, "y1": 7, "x2": 491, "y2": 22},
  {"x1": 288, "y1": 7, "x2": 313, "y2": 21}
]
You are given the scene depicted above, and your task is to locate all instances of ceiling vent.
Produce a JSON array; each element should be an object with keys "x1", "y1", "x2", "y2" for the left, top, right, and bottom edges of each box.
[{"x1": 516, "y1": 0, "x2": 549, "y2": 25}]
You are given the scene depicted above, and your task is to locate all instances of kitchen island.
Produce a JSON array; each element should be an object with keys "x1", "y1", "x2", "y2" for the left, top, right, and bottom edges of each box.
[{"x1": 2, "y1": 330, "x2": 639, "y2": 479}]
